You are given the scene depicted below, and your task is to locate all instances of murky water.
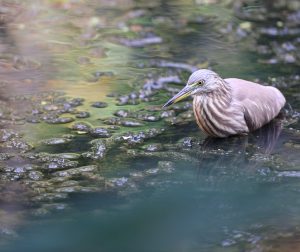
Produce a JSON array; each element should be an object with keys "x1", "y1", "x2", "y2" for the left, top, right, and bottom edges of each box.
[{"x1": 0, "y1": 0, "x2": 300, "y2": 251}]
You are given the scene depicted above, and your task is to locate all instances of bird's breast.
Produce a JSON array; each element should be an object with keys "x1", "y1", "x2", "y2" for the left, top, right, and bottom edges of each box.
[{"x1": 193, "y1": 95, "x2": 248, "y2": 137}]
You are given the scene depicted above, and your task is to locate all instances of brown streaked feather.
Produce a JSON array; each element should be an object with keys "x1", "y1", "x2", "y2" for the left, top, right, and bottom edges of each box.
[
  {"x1": 193, "y1": 99, "x2": 216, "y2": 136},
  {"x1": 226, "y1": 78, "x2": 286, "y2": 131}
]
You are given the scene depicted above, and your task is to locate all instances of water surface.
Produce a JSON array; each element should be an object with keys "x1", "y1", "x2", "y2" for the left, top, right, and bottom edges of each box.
[{"x1": 0, "y1": 0, "x2": 299, "y2": 251}]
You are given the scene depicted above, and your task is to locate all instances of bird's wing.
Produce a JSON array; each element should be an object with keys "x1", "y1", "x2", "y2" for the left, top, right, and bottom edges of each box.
[{"x1": 225, "y1": 78, "x2": 286, "y2": 131}]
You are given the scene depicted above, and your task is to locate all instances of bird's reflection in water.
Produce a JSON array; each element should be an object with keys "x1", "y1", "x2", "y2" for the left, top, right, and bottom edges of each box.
[
  {"x1": 196, "y1": 119, "x2": 283, "y2": 175},
  {"x1": 203, "y1": 119, "x2": 283, "y2": 153}
]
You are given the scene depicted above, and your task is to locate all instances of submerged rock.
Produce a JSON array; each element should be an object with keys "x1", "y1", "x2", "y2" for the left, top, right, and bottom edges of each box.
[
  {"x1": 0, "y1": 153, "x2": 13, "y2": 161},
  {"x1": 84, "y1": 139, "x2": 107, "y2": 160},
  {"x1": 157, "y1": 161, "x2": 175, "y2": 173},
  {"x1": 91, "y1": 101, "x2": 108, "y2": 108},
  {"x1": 71, "y1": 122, "x2": 92, "y2": 133},
  {"x1": 52, "y1": 165, "x2": 98, "y2": 177},
  {"x1": 28, "y1": 171, "x2": 44, "y2": 181},
  {"x1": 137, "y1": 113, "x2": 160, "y2": 122},
  {"x1": 108, "y1": 177, "x2": 128, "y2": 187},
  {"x1": 26, "y1": 116, "x2": 41, "y2": 123},
  {"x1": 102, "y1": 117, "x2": 144, "y2": 127},
  {"x1": 145, "y1": 168, "x2": 159, "y2": 175},
  {"x1": 121, "y1": 119, "x2": 144, "y2": 127},
  {"x1": 0, "y1": 129, "x2": 19, "y2": 142},
  {"x1": 89, "y1": 127, "x2": 111, "y2": 138},
  {"x1": 54, "y1": 153, "x2": 81, "y2": 160},
  {"x1": 178, "y1": 137, "x2": 197, "y2": 148},
  {"x1": 43, "y1": 160, "x2": 79, "y2": 171},
  {"x1": 115, "y1": 128, "x2": 164, "y2": 146},
  {"x1": 114, "y1": 109, "x2": 131, "y2": 118},
  {"x1": 2, "y1": 139, "x2": 33, "y2": 152},
  {"x1": 160, "y1": 110, "x2": 175, "y2": 118},
  {"x1": 75, "y1": 111, "x2": 90, "y2": 118},
  {"x1": 42, "y1": 137, "x2": 72, "y2": 145},
  {"x1": 45, "y1": 117, "x2": 74, "y2": 124},
  {"x1": 142, "y1": 143, "x2": 164, "y2": 152}
]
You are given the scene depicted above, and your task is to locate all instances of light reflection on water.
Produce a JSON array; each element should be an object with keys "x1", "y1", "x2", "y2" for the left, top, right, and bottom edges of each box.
[{"x1": 0, "y1": 0, "x2": 299, "y2": 251}]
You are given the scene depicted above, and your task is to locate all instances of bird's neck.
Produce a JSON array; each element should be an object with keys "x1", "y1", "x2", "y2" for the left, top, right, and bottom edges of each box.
[
  {"x1": 198, "y1": 79, "x2": 232, "y2": 106},
  {"x1": 215, "y1": 80, "x2": 232, "y2": 104}
]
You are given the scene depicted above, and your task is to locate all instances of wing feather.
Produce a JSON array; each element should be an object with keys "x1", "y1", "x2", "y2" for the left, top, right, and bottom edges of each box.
[{"x1": 225, "y1": 78, "x2": 286, "y2": 131}]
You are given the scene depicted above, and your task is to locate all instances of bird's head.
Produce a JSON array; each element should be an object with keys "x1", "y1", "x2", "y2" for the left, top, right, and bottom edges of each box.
[{"x1": 163, "y1": 69, "x2": 223, "y2": 107}]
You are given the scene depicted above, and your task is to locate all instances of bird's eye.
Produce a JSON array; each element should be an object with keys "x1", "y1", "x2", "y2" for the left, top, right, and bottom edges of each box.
[{"x1": 197, "y1": 80, "x2": 204, "y2": 85}]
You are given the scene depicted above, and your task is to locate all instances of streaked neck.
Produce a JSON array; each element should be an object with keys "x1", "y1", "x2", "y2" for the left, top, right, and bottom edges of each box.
[{"x1": 197, "y1": 78, "x2": 232, "y2": 106}]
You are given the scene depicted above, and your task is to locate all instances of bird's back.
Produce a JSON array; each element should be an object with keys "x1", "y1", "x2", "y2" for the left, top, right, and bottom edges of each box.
[{"x1": 225, "y1": 78, "x2": 286, "y2": 131}]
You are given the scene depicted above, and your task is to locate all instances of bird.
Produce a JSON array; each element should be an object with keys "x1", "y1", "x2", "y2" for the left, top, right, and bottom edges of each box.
[{"x1": 163, "y1": 69, "x2": 286, "y2": 138}]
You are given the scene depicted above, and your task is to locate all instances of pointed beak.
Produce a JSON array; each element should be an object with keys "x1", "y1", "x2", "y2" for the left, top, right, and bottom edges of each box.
[{"x1": 163, "y1": 85, "x2": 195, "y2": 108}]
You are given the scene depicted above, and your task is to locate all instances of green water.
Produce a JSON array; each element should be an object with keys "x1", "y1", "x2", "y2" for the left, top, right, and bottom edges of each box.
[{"x1": 0, "y1": 0, "x2": 300, "y2": 251}]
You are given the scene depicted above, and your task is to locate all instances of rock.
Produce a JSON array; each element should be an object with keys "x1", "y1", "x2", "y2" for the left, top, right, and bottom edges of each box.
[
  {"x1": 75, "y1": 111, "x2": 90, "y2": 118},
  {"x1": 91, "y1": 101, "x2": 108, "y2": 108},
  {"x1": 160, "y1": 110, "x2": 175, "y2": 118},
  {"x1": 2, "y1": 139, "x2": 33, "y2": 152},
  {"x1": 88, "y1": 139, "x2": 107, "y2": 160},
  {"x1": 138, "y1": 113, "x2": 160, "y2": 122},
  {"x1": 178, "y1": 137, "x2": 196, "y2": 148},
  {"x1": 142, "y1": 143, "x2": 163, "y2": 152},
  {"x1": 102, "y1": 117, "x2": 121, "y2": 125},
  {"x1": 121, "y1": 119, "x2": 144, "y2": 127},
  {"x1": 119, "y1": 132, "x2": 146, "y2": 145},
  {"x1": 70, "y1": 122, "x2": 92, "y2": 133},
  {"x1": 0, "y1": 153, "x2": 13, "y2": 161},
  {"x1": 114, "y1": 109, "x2": 131, "y2": 118},
  {"x1": 53, "y1": 165, "x2": 98, "y2": 177},
  {"x1": 68, "y1": 98, "x2": 84, "y2": 107},
  {"x1": 0, "y1": 129, "x2": 19, "y2": 142},
  {"x1": 130, "y1": 171, "x2": 144, "y2": 179},
  {"x1": 43, "y1": 160, "x2": 79, "y2": 171},
  {"x1": 145, "y1": 168, "x2": 159, "y2": 175},
  {"x1": 102, "y1": 117, "x2": 144, "y2": 127},
  {"x1": 54, "y1": 153, "x2": 81, "y2": 160},
  {"x1": 28, "y1": 171, "x2": 44, "y2": 181},
  {"x1": 32, "y1": 193, "x2": 68, "y2": 202},
  {"x1": 89, "y1": 127, "x2": 111, "y2": 138},
  {"x1": 45, "y1": 117, "x2": 74, "y2": 124},
  {"x1": 157, "y1": 161, "x2": 175, "y2": 173},
  {"x1": 43, "y1": 104, "x2": 59, "y2": 111},
  {"x1": 42, "y1": 138, "x2": 72, "y2": 145},
  {"x1": 116, "y1": 95, "x2": 139, "y2": 105},
  {"x1": 26, "y1": 116, "x2": 41, "y2": 123},
  {"x1": 108, "y1": 177, "x2": 128, "y2": 187}
]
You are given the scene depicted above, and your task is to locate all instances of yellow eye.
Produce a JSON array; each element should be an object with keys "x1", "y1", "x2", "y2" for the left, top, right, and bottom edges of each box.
[{"x1": 197, "y1": 80, "x2": 204, "y2": 85}]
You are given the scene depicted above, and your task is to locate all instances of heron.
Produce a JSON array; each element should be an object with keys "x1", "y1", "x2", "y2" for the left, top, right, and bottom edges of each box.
[{"x1": 163, "y1": 69, "x2": 286, "y2": 138}]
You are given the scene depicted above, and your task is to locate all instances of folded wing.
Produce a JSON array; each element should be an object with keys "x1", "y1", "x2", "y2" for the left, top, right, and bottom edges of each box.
[{"x1": 225, "y1": 78, "x2": 286, "y2": 131}]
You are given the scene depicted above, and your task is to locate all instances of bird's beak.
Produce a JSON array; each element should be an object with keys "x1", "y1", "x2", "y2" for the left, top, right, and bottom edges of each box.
[{"x1": 163, "y1": 85, "x2": 195, "y2": 108}]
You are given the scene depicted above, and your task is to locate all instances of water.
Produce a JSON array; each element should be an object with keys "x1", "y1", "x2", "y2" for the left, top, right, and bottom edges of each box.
[{"x1": 0, "y1": 0, "x2": 299, "y2": 251}]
